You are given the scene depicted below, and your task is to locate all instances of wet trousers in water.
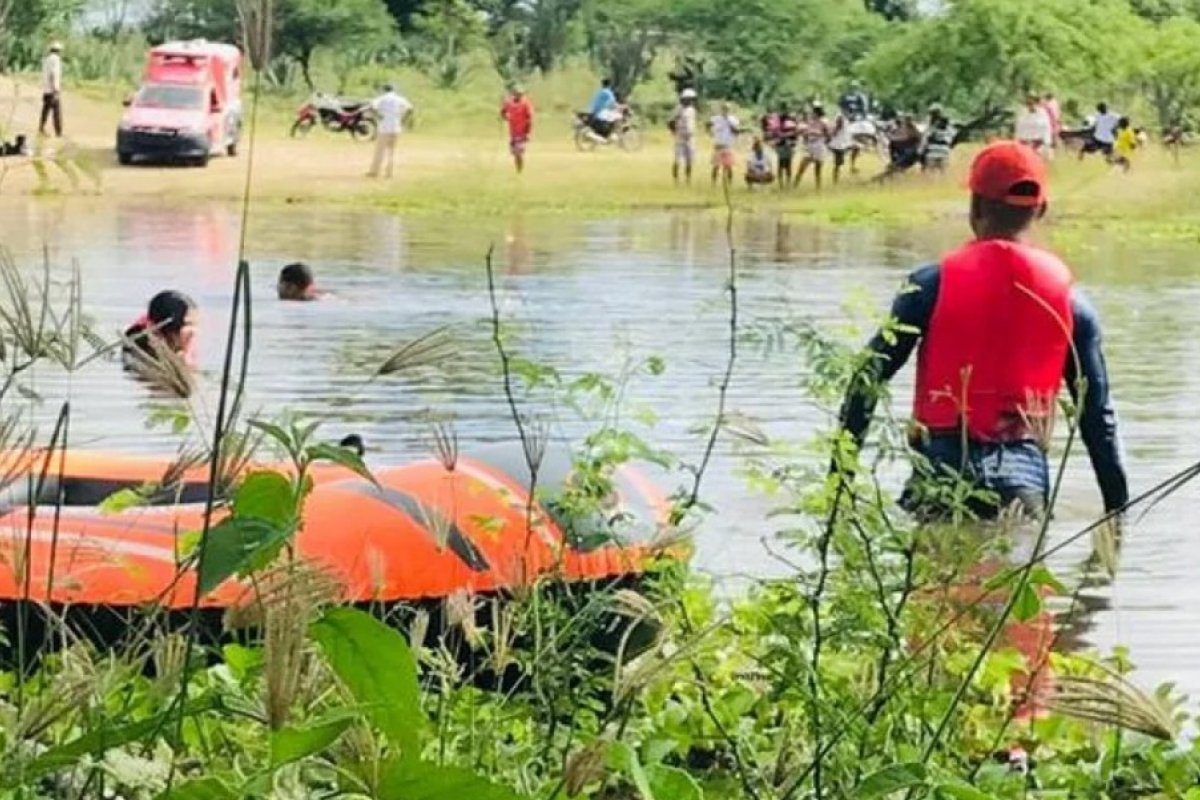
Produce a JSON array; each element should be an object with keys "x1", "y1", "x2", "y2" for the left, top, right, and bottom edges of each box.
[{"x1": 901, "y1": 436, "x2": 1050, "y2": 520}]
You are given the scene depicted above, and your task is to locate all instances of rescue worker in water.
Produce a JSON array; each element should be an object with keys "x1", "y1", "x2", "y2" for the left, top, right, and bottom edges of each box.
[{"x1": 838, "y1": 140, "x2": 1128, "y2": 519}]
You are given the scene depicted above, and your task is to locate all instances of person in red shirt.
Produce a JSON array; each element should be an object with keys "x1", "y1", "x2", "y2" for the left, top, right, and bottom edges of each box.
[{"x1": 500, "y1": 86, "x2": 534, "y2": 173}]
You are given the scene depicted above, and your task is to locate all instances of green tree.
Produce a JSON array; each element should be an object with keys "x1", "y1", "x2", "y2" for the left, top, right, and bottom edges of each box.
[
  {"x1": 143, "y1": 0, "x2": 239, "y2": 44},
  {"x1": 1131, "y1": 17, "x2": 1200, "y2": 128},
  {"x1": 277, "y1": 0, "x2": 397, "y2": 88},
  {"x1": 0, "y1": 0, "x2": 85, "y2": 70},
  {"x1": 476, "y1": 0, "x2": 582, "y2": 75},
  {"x1": 863, "y1": 0, "x2": 1142, "y2": 118},
  {"x1": 864, "y1": 0, "x2": 917, "y2": 20},
  {"x1": 412, "y1": 0, "x2": 483, "y2": 88},
  {"x1": 583, "y1": 0, "x2": 671, "y2": 99}
]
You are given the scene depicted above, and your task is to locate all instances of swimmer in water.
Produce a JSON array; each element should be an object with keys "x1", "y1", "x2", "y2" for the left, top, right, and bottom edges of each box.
[
  {"x1": 122, "y1": 290, "x2": 198, "y2": 369},
  {"x1": 277, "y1": 262, "x2": 323, "y2": 301}
]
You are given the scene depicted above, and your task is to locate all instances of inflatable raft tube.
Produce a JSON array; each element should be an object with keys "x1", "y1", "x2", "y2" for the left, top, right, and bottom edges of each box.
[{"x1": 0, "y1": 443, "x2": 682, "y2": 610}]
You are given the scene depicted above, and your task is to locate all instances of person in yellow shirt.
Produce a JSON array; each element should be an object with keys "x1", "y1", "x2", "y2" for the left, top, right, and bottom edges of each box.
[{"x1": 1113, "y1": 116, "x2": 1137, "y2": 172}]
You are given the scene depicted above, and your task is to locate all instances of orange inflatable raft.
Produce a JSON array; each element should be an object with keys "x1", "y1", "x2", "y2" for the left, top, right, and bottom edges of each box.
[{"x1": 0, "y1": 443, "x2": 680, "y2": 611}]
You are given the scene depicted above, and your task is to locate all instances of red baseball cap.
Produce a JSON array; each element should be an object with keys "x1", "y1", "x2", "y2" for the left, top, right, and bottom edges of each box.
[{"x1": 968, "y1": 140, "x2": 1048, "y2": 207}]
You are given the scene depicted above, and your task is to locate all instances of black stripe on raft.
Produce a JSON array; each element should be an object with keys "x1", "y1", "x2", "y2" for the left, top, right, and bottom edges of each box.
[{"x1": 343, "y1": 483, "x2": 492, "y2": 573}]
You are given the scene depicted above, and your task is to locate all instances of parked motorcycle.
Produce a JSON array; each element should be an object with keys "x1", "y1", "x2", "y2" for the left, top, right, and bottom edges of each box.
[
  {"x1": 290, "y1": 93, "x2": 377, "y2": 141},
  {"x1": 573, "y1": 105, "x2": 642, "y2": 152}
]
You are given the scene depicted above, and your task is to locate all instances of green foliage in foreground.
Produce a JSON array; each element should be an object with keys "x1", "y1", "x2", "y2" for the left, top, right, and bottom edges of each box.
[{"x1": 3, "y1": 270, "x2": 1200, "y2": 800}]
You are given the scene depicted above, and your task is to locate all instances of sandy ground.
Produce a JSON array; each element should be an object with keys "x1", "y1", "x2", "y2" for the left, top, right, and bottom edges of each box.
[{"x1": 0, "y1": 77, "x2": 676, "y2": 206}]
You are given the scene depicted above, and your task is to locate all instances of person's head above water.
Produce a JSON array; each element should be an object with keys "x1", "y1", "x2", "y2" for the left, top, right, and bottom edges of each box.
[
  {"x1": 146, "y1": 290, "x2": 197, "y2": 351},
  {"x1": 339, "y1": 434, "x2": 365, "y2": 457},
  {"x1": 277, "y1": 262, "x2": 317, "y2": 301},
  {"x1": 967, "y1": 141, "x2": 1048, "y2": 241}
]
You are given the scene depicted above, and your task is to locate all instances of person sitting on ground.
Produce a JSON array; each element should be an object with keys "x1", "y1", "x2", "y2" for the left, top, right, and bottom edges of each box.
[
  {"x1": 745, "y1": 138, "x2": 774, "y2": 187},
  {"x1": 922, "y1": 115, "x2": 955, "y2": 173},
  {"x1": 277, "y1": 262, "x2": 323, "y2": 301},
  {"x1": 1113, "y1": 117, "x2": 1137, "y2": 173},
  {"x1": 122, "y1": 290, "x2": 198, "y2": 370},
  {"x1": 0, "y1": 134, "x2": 28, "y2": 157}
]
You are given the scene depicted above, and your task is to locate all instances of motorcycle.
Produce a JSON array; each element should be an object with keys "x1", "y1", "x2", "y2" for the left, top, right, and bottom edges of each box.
[
  {"x1": 573, "y1": 105, "x2": 642, "y2": 152},
  {"x1": 290, "y1": 93, "x2": 377, "y2": 141}
]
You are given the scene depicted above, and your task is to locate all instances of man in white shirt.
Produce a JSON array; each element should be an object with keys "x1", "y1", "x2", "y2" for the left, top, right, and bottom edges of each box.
[
  {"x1": 39, "y1": 42, "x2": 64, "y2": 137},
  {"x1": 708, "y1": 102, "x2": 741, "y2": 186},
  {"x1": 670, "y1": 88, "x2": 698, "y2": 185},
  {"x1": 367, "y1": 83, "x2": 413, "y2": 179},
  {"x1": 1014, "y1": 95, "x2": 1052, "y2": 157},
  {"x1": 1081, "y1": 101, "x2": 1120, "y2": 161}
]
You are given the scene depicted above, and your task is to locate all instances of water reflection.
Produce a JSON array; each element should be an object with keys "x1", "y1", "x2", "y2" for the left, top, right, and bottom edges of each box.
[{"x1": 1, "y1": 199, "x2": 1198, "y2": 695}]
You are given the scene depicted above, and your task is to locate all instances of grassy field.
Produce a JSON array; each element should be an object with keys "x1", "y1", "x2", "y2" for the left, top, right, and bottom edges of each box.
[{"x1": 3, "y1": 71, "x2": 1200, "y2": 245}]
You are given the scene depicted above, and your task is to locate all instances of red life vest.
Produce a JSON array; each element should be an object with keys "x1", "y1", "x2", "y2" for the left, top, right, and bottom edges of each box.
[{"x1": 913, "y1": 239, "x2": 1074, "y2": 442}]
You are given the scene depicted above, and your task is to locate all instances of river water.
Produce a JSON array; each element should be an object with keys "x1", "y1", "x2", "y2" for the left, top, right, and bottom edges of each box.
[{"x1": 2, "y1": 199, "x2": 1197, "y2": 696}]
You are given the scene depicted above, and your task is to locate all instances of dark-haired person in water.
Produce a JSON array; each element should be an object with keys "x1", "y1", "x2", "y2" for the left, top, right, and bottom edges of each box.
[
  {"x1": 277, "y1": 262, "x2": 324, "y2": 301},
  {"x1": 122, "y1": 290, "x2": 198, "y2": 370},
  {"x1": 837, "y1": 141, "x2": 1127, "y2": 520}
]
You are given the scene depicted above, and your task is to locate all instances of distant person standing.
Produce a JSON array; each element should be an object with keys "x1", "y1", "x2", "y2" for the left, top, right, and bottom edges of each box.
[
  {"x1": 669, "y1": 88, "x2": 699, "y2": 184},
  {"x1": 39, "y1": 41, "x2": 64, "y2": 137},
  {"x1": 1080, "y1": 102, "x2": 1120, "y2": 162},
  {"x1": 1014, "y1": 95, "x2": 1052, "y2": 157},
  {"x1": 1041, "y1": 92, "x2": 1062, "y2": 152},
  {"x1": 708, "y1": 102, "x2": 741, "y2": 187},
  {"x1": 500, "y1": 85, "x2": 534, "y2": 174},
  {"x1": 367, "y1": 83, "x2": 413, "y2": 179}
]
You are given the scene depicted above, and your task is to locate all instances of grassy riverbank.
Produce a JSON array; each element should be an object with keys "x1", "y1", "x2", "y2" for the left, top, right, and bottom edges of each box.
[{"x1": 4, "y1": 75, "x2": 1200, "y2": 243}]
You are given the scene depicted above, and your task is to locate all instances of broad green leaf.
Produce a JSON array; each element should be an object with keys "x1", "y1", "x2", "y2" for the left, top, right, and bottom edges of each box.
[
  {"x1": 157, "y1": 776, "x2": 238, "y2": 800},
  {"x1": 20, "y1": 698, "x2": 214, "y2": 784},
  {"x1": 1011, "y1": 582, "x2": 1042, "y2": 622},
  {"x1": 233, "y1": 470, "x2": 295, "y2": 526},
  {"x1": 196, "y1": 516, "x2": 294, "y2": 596},
  {"x1": 936, "y1": 782, "x2": 999, "y2": 800},
  {"x1": 270, "y1": 709, "x2": 358, "y2": 767},
  {"x1": 606, "y1": 741, "x2": 655, "y2": 800},
  {"x1": 310, "y1": 608, "x2": 422, "y2": 761},
  {"x1": 305, "y1": 442, "x2": 378, "y2": 486},
  {"x1": 645, "y1": 764, "x2": 703, "y2": 800},
  {"x1": 853, "y1": 762, "x2": 929, "y2": 798},
  {"x1": 248, "y1": 418, "x2": 293, "y2": 451},
  {"x1": 1027, "y1": 564, "x2": 1068, "y2": 594},
  {"x1": 378, "y1": 760, "x2": 528, "y2": 800}
]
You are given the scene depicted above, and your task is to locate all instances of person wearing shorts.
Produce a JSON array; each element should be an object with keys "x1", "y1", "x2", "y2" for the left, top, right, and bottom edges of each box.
[
  {"x1": 794, "y1": 105, "x2": 831, "y2": 190},
  {"x1": 708, "y1": 102, "x2": 740, "y2": 187},
  {"x1": 501, "y1": 85, "x2": 534, "y2": 173},
  {"x1": 1080, "y1": 102, "x2": 1119, "y2": 161},
  {"x1": 772, "y1": 111, "x2": 799, "y2": 187},
  {"x1": 828, "y1": 110, "x2": 853, "y2": 184},
  {"x1": 670, "y1": 88, "x2": 699, "y2": 184}
]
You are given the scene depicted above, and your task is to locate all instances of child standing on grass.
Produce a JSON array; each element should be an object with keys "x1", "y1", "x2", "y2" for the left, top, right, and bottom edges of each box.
[
  {"x1": 709, "y1": 102, "x2": 741, "y2": 187},
  {"x1": 501, "y1": 85, "x2": 534, "y2": 174},
  {"x1": 1113, "y1": 117, "x2": 1137, "y2": 172}
]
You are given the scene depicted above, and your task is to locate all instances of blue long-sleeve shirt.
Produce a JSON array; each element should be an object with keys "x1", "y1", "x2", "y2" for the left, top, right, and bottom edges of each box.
[
  {"x1": 589, "y1": 87, "x2": 617, "y2": 117},
  {"x1": 840, "y1": 264, "x2": 1129, "y2": 513}
]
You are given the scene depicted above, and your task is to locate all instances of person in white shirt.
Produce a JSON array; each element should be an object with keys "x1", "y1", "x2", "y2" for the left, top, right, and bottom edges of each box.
[
  {"x1": 367, "y1": 83, "x2": 413, "y2": 179},
  {"x1": 39, "y1": 42, "x2": 64, "y2": 137},
  {"x1": 669, "y1": 88, "x2": 698, "y2": 185},
  {"x1": 708, "y1": 102, "x2": 741, "y2": 186},
  {"x1": 1080, "y1": 101, "x2": 1120, "y2": 162},
  {"x1": 1014, "y1": 95, "x2": 1052, "y2": 156}
]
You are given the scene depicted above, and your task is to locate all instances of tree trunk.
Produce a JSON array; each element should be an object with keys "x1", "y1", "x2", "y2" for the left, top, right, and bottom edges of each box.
[{"x1": 299, "y1": 50, "x2": 315, "y2": 91}]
